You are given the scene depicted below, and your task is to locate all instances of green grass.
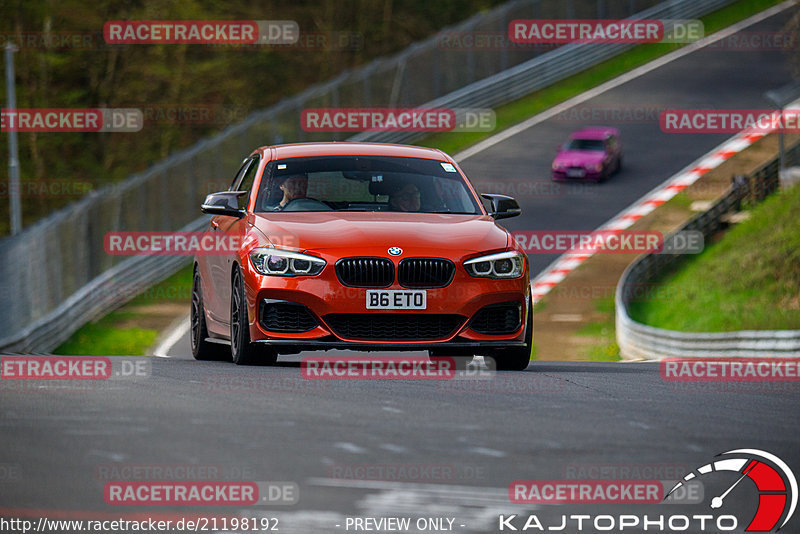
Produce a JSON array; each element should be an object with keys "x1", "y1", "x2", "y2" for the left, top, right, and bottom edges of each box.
[
  {"x1": 416, "y1": 0, "x2": 784, "y2": 156},
  {"x1": 575, "y1": 296, "x2": 621, "y2": 361},
  {"x1": 53, "y1": 314, "x2": 159, "y2": 356},
  {"x1": 629, "y1": 185, "x2": 800, "y2": 332},
  {"x1": 129, "y1": 264, "x2": 193, "y2": 304},
  {"x1": 54, "y1": 264, "x2": 193, "y2": 356}
]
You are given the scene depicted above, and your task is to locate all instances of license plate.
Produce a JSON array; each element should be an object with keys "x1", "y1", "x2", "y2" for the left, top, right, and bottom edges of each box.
[
  {"x1": 567, "y1": 168, "x2": 585, "y2": 178},
  {"x1": 366, "y1": 290, "x2": 427, "y2": 310}
]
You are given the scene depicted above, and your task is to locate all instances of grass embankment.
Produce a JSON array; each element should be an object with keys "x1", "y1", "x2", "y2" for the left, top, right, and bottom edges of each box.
[
  {"x1": 629, "y1": 185, "x2": 800, "y2": 332},
  {"x1": 54, "y1": 266, "x2": 192, "y2": 356},
  {"x1": 54, "y1": 0, "x2": 785, "y2": 356}
]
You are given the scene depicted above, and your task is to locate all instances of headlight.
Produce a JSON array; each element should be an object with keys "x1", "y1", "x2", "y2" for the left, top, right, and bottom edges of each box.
[
  {"x1": 250, "y1": 248, "x2": 326, "y2": 277},
  {"x1": 464, "y1": 251, "x2": 524, "y2": 279},
  {"x1": 589, "y1": 162, "x2": 603, "y2": 172},
  {"x1": 552, "y1": 161, "x2": 565, "y2": 170}
]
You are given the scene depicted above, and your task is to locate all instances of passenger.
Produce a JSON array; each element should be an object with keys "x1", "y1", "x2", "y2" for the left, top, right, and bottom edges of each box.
[{"x1": 389, "y1": 183, "x2": 421, "y2": 212}]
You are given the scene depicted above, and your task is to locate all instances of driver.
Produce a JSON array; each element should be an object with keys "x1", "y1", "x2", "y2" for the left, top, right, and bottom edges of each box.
[{"x1": 274, "y1": 174, "x2": 308, "y2": 210}]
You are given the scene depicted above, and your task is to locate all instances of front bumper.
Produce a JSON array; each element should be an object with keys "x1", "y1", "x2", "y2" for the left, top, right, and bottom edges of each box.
[
  {"x1": 243, "y1": 253, "x2": 530, "y2": 347},
  {"x1": 552, "y1": 168, "x2": 604, "y2": 181},
  {"x1": 252, "y1": 339, "x2": 526, "y2": 354}
]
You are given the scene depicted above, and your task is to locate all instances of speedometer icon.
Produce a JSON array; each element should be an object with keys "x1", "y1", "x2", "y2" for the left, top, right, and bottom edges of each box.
[{"x1": 665, "y1": 449, "x2": 797, "y2": 532}]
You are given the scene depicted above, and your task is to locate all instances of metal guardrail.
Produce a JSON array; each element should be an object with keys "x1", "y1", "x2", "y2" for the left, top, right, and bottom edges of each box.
[
  {"x1": 0, "y1": 0, "x2": 736, "y2": 353},
  {"x1": 615, "y1": 142, "x2": 800, "y2": 360}
]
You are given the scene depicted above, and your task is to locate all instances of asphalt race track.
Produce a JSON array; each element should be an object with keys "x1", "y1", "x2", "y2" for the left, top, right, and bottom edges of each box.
[
  {"x1": 1, "y1": 359, "x2": 798, "y2": 533},
  {"x1": 1, "y1": 7, "x2": 799, "y2": 534}
]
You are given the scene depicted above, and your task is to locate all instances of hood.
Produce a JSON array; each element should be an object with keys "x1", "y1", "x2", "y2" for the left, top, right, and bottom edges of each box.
[
  {"x1": 249, "y1": 211, "x2": 510, "y2": 257},
  {"x1": 554, "y1": 150, "x2": 606, "y2": 167}
]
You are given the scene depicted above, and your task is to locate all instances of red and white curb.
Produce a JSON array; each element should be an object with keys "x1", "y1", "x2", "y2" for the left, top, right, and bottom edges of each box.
[{"x1": 528, "y1": 117, "x2": 794, "y2": 304}]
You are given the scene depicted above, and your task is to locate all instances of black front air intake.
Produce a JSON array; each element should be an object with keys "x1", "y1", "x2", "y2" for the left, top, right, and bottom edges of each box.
[
  {"x1": 324, "y1": 313, "x2": 464, "y2": 340},
  {"x1": 469, "y1": 302, "x2": 522, "y2": 334},
  {"x1": 259, "y1": 300, "x2": 319, "y2": 333}
]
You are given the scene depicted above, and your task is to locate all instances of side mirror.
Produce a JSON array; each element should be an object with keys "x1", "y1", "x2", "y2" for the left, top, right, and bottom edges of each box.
[
  {"x1": 201, "y1": 191, "x2": 246, "y2": 218},
  {"x1": 481, "y1": 193, "x2": 521, "y2": 220},
  {"x1": 556, "y1": 144, "x2": 564, "y2": 152}
]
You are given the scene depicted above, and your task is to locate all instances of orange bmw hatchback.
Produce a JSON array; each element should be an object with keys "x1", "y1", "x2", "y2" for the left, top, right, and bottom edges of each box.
[{"x1": 192, "y1": 142, "x2": 532, "y2": 370}]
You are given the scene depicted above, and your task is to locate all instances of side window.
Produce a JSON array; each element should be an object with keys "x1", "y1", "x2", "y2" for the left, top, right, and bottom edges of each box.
[
  {"x1": 235, "y1": 156, "x2": 261, "y2": 210},
  {"x1": 230, "y1": 158, "x2": 251, "y2": 191}
]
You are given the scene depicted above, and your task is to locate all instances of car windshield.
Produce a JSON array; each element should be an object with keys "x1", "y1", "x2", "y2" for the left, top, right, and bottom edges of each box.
[
  {"x1": 566, "y1": 138, "x2": 606, "y2": 151},
  {"x1": 255, "y1": 155, "x2": 482, "y2": 214}
]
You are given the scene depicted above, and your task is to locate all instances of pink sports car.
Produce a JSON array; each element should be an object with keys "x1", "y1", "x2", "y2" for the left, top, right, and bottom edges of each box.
[{"x1": 551, "y1": 127, "x2": 623, "y2": 182}]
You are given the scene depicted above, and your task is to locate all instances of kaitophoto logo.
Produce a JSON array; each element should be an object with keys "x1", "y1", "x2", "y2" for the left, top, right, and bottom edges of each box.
[
  {"x1": 499, "y1": 449, "x2": 796, "y2": 532},
  {"x1": 665, "y1": 449, "x2": 797, "y2": 532}
]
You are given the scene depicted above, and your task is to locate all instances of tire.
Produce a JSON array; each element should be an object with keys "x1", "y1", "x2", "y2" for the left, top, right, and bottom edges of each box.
[
  {"x1": 230, "y1": 267, "x2": 277, "y2": 366},
  {"x1": 191, "y1": 268, "x2": 227, "y2": 361},
  {"x1": 493, "y1": 297, "x2": 533, "y2": 371}
]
